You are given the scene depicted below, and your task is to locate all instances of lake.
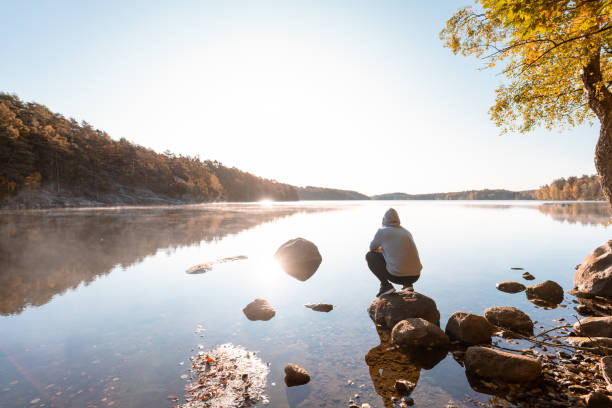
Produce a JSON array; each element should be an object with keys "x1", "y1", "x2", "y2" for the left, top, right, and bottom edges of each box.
[{"x1": 0, "y1": 201, "x2": 610, "y2": 407}]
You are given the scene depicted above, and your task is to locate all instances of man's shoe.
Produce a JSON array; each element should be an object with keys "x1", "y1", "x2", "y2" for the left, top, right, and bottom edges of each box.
[{"x1": 377, "y1": 283, "x2": 395, "y2": 298}]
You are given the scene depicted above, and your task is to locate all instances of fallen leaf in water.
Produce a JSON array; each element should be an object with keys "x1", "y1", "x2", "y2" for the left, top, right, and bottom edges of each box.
[
  {"x1": 9, "y1": 381, "x2": 18, "y2": 385},
  {"x1": 181, "y1": 375, "x2": 189, "y2": 380},
  {"x1": 29, "y1": 398, "x2": 40, "y2": 404}
]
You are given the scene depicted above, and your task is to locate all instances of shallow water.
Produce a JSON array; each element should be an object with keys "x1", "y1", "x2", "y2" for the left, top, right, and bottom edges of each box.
[{"x1": 0, "y1": 201, "x2": 610, "y2": 408}]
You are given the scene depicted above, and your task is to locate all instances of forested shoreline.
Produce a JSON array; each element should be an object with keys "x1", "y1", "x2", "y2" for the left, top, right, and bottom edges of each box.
[{"x1": 0, "y1": 93, "x2": 298, "y2": 208}]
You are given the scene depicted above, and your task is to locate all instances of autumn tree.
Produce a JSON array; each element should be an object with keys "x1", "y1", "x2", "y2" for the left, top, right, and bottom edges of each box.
[{"x1": 441, "y1": 0, "x2": 612, "y2": 207}]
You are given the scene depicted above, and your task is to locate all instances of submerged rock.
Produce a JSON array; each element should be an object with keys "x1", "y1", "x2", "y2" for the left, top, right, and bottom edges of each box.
[
  {"x1": 496, "y1": 281, "x2": 526, "y2": 294},
  {"x1": 391, "y1": 318, "x2": 450, "y2": 349},
  {"x1": 526, "y1": 280, "x2": 564, "y2": 307},
  {"x1": 186, "y1": 255, "x2": 248, "y2": 274},
  {"x1": 179, "y1": 343, "x2": 269, "y2": 408},
  {"x1": 368, "y1": 291, "x2": 440, "y2": 330},
  {"x1": 484, "y1": 306, "x2": 533, "y2": 336},
  {"x1": 243, "y1": 299, "x2": 276, "y2": 321},
  {"x1": 274, "y1": 238, "x2": 322, "y2": 281},
  {"x1": 574, "y1": 240, "x2": 612, "y2": 297},
  {"x1": 586, "y1": 391, "x2": 612, "y2": 408},
  {"x1": 566, "y1": 337, "x2": 612, "y2": 355},
  {"x1": 573, "y1": 316, "x2": 612, "y2": 338},
  {"x1": 522, "y1": 272, "x2": 535, "y2": 280},
  {"x1": 445, "y1": 311, "x2": 494, "y2": 345},
  {"x1": 284, "y1": 364, "x2": 310, "y2": 387},
  {"x1": 464, "y1": 346, "x2": 542, "y2": 383},
  {"x1": 304, "y1": 303, "x2": 333, "y2": 312}
]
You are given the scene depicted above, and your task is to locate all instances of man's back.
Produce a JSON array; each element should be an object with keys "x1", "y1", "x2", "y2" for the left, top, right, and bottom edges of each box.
[{"x1": 370, "y1": 225, "x2": 422, "y2": 277}]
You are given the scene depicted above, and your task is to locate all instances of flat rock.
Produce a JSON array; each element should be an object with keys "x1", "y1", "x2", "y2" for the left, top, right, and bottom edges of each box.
[
  {"x1": 575, "y1": 240, "x2": 612, "y2": 297},
  {"x1": 242, "y1": 299, "x2": 275, "y2": 321},
  {"x1": 601, "y1": 356, "x2": 612, "y2": 386},
  {"x1": 522, "y1": 272, "x2": 535, "y2": 280},
  {"x1": 566, "y1": 337, "x2": 612, "y2": 355},
  {"x1": 284, "y1": 363, "x2": 310, "y2": 387},
  {"x1": 574, "y1": 316, "x2": 612, "y2": 338},
  {"x1": 304, "y1": 303, "x2": 333, "y2": 312},
  {"x1": 274, "y1": 238, "x2": 322, "y2": 281},
  {"x1": 484, "y1": 306, "x2": 533, "y2": 336},
  {"x1": 391, "y1": 318, "x2": 450, "y2": 349},
  {"x1": 445, "y1": 311, "x2": 494, "y2": 345},
  {"x1": 368, "y1": 291, "x2": 440, "y2": 330},
  {"x1": 496, "y1": 281, "x2": 526, "y2": 294},
  {"x1": 464, "y1": 346, "x2": 542, "y2": 383},
  {"x1": 526, "y1": 280, "x2": 564, "y2": 307}
]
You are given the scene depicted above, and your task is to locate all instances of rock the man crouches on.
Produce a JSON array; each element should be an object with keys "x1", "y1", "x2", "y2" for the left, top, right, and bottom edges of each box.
[{"x1": 366, "y1": 208, "x2": 422, "y2": 298}]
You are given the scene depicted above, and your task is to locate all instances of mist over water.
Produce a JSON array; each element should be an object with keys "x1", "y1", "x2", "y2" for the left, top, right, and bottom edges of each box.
[{"x1": 0, "y1": 201, "x2": 609, "y2": 407}]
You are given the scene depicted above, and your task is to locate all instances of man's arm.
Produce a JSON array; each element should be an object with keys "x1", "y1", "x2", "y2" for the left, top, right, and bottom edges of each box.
[{"x1": 369, "y1": 229, "x2": 382, "y2": 251}]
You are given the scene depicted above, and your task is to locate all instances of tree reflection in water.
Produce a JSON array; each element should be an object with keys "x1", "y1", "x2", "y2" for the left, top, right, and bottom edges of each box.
[{"x1": 0, "y1": 204, "x2": 333, "y2": 315}]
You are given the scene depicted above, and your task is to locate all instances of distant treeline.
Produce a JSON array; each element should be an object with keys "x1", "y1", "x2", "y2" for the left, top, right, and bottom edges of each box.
[
  {"x1": 532, "y1": 175, "x2": 604, "y2": 201},
  {"x1": 373, "y1": 189, "x2": 533, "y2": 200},
  {"x1": 297, "y1": 186, "x2": 370, "y2": 200},
  {"x1": 0, "y1": 93, "x2": 297, "y2": 207}
]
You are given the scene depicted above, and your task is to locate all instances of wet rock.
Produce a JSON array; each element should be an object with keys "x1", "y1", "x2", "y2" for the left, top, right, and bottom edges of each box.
[
  {"x1": 484, "y1": 306, "x2": 534, "y2": 336},
  {"x1": 274, "y1": 238, "x2": 322, "y2": 281},
  {"x1": 284, "y1": 364, "x2": 310, "y2": 387},
  {"x1": 394, "y1": 379, "x2": 415, "y2": 395},
  {"x1": 242, "y1": 299, "x2": 275, "y2": 321},
  {"x1": 496, "y1": 281, "x2": 526, "y2": 293},
  {"x1": 445, "y1": 311, "x2": 494, "y2": 345},
  {"x1": 368, "y1": 291, "x2": 440, "y2": 330},
  {"x1": 391, "y1": 318, "x2": 450, "y2": 349},
  {"x1": 573, "y1": 316, "x2": 612, "y2": 338},
  {"x1": 526, "y1": 280, "x2": 564, "y2": 307},
  {"x1": 304, "y1": 303, "x2": 333, "y2": 312},
  {"x1": 574, "y1": 240, "x2": 612, "y2": 297},
  {"x1": 601, "y1": 356, "x2": 612, "y2": 386},
  {"x1": 464, "y1": 346, "x2": 542, "y2": 383},
  {"x1": 567, "y1": 336, "x2": 612, "y2": 356},
  {"x1": 586, "y1": 391, "x2": 612, "y2": 408},
  {"x1": 522, "y1": 272, "x2": 535, "y2": 280}
]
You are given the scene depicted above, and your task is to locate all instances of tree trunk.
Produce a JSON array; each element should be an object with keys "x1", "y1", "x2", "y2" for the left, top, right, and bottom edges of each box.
[{"x1": 596, "y1": 115, "x2": 612, "y2": 206}]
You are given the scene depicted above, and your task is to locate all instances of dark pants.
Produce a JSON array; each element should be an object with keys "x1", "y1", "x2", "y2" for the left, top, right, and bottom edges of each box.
[{"x1": 365, "y1": 251, "x2": 419, "y2": 286}]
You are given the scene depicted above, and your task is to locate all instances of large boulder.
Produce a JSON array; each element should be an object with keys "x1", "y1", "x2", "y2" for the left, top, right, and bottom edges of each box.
[
  {"x1": 526, "y1": 280, "x2": 564, "y2": 307},
  {"x1": 484, "y1": 306, "x2": 534, "y2": 336},
  {"x1": 575, "y1": 240, "x2": 612, "y2": 297},
  {"x1": 391, "y1": 318, "x2": 450, "y2": 349},
  {"x1": 573, "y1": 316, "x2": 612, "y2": 338},
  {"x1": 496, "y1": 281, "x2": 526, "y2": 294},
  {"x1": 445, "y1": 312, "x2": 494, "y2": 345},
  {"x1": 274, "y1": 238, "x2": 322, "y2": 281},
  {"x1": 464, "y1": 346, "x2": 542, "y2": 383},
  {"x1": 368, "y1": 291, "x2": 440, "y2": 330},
  {"x1": 243, "y1": 299, "x2": 276, "y2": 321}
]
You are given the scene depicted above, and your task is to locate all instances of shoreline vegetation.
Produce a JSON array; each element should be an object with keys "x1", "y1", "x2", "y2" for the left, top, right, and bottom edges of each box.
[{"x1": 0, "y1": 93, "x2": 605, "y2": 209}]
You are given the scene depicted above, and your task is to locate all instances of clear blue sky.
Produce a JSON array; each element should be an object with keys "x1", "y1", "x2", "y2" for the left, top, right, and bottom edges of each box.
[{"x1": 0, "y1": 0, "x2": 599, "y2": 195}]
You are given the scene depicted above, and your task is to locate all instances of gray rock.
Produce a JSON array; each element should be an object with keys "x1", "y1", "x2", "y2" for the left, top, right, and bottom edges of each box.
[
  {"x1": 368, "y1": 291, "x2": 440, "y2": 330},
  {"x1": 574, "y1": 240, "x2": 612, "y2": 297},
  {"x1": 573, "y1": 316, "x2": 612, "y2": 338},
  {"x1": 242, "y1": 299, "x2": 276, "y2": 321},
  {"x1": 526, "y1": 280, "x2": 564, "y2": 306},
  {"x1": 284, "y1": 363, "x2": 310, "y2": 387},
  {"x1": 484, "y1": 306, "x2": 534, "y2": 336},
  {"x1": 496, "y1": 281, "x2": 526, "y2": 293},
  {"x1": 601, "y1": 356, "x2": 612, "y2": 386},
  {"x1": 391, "y1": 318, "x2": 450, "y2": 349},
  {"x1": 464, "y1": 346, "x2": 542, "y2": 383},
  {"x1": 304, "y1": 303, "x2": 333, "y2": 312},
  {"x1": 274, "y1": 238, "x2": 322, "y2": 281},
  {"x1": 445, "y1": 311, "x2": 494, "y2": 345}
]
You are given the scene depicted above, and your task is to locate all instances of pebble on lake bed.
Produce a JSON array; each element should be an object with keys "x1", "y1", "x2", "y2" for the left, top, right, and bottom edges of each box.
[
  {"x1": 284, "y1": 363, "x2": 310, "y2": 387},
  {"x1": 496, "y1": 281, "x2": 526, "y2": 294},
  {"x1": 242, "y1": 299, "x2": 276, "y2": 321}
]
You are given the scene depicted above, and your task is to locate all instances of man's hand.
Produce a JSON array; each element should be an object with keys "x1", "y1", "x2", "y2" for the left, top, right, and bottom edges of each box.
[{"x1": 374, "y1": 246, "x2": 383, "y2": 254}]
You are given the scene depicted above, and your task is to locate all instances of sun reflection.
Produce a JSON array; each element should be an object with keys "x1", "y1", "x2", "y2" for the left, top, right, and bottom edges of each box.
[
  {"x1": 249, "y1": 255, "x2": 286, "y2": 289},
  {"x1": 258, "y1": 199, "x2": 273, "y2": 206}
]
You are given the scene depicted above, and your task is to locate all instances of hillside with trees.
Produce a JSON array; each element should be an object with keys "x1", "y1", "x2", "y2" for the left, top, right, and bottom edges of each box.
[
  {"x1": 0, "y1": 93, "x2": 298, "y2": 208},
  {"x1": 297, "y1": 186, "x2": 370, "y2": 200},
  {"x1": 373, "y1": 189, "x2": 533, "y2": 200},
  {"x1": 532, "y1": 175, "x2": 604, "y2": 201}
]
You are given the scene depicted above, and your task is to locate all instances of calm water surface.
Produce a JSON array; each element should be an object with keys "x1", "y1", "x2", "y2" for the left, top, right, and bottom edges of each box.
[{"x1": 0, "y1": 201, "x2": 610, "y2": 407}]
